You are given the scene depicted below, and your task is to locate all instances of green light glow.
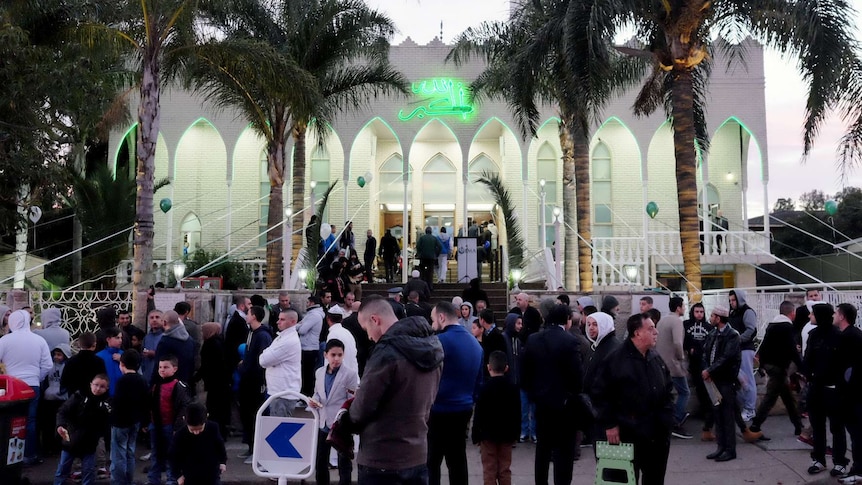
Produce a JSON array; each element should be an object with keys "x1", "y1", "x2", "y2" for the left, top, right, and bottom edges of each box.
[{"x1": 398, "y1": 78, "x2": 474, "y2": 121}]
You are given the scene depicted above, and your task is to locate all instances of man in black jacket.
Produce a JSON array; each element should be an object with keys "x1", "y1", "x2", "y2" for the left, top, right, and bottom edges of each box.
[
  {"x1": 236, "y1": 306, "x2": 273, "y2": 462},
  {"x1": 702, "y1": 305, "x2": 741, "y2": 462},
  {"x1": 378, "y1": 229, "x2": 400, "y2": 283},
  {"x1": 804, "y1": 303, "x2": 849, "y2": 477},
  {"x1": 835, "y1": 303, "x2": 862, "y2": 484},
  {"x1": 593, "y1": 313, "x2": 673, "y2": 485},
  {"x1": 521, "y1": 305, "x2": 582, "y2": 485},
  {"x1": 152, "y1": 311, "x2": 195, "y2": 386},
  {"x1": 751, "y1": 301, "x2": 804, "y2": 437},
  {"x1": 363, "y1": 229, "x2": 377, "y2": 282}
]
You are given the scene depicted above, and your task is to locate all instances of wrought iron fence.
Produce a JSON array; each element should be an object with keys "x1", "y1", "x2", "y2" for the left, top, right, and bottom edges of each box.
[{"x1": 30, "y1": 291, "x2": 133, "y2": 336}]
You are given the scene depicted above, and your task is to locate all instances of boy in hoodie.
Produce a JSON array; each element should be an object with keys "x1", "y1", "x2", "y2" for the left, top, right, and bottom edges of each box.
[
  {"x1": 61, "y1": 332, "x2": 106, "y2": 397},
  {"x1": 683, "y1": 303, "x2": 713, "y2": 440},
  {"x1": 111, "y1": 350, "x2": 150, "y2": 485},
  {"x1": 728, "y1": 289, "x2": 758, "y2": 421},
  {"x1": 40, "y1": 343, "x2": 72, "y2": 456},
  {"x1": 54, "y1": 374, "x2": 111, "y2": 485},
  {"x1": 169, "y1": 402, "x2": 227, "y2": 485},
  {"x1": 472, "y1": 350, "x2": 520, "y2": 485},
  {"x1": 457, "y1": 302, "x2": 477, "y2": 330},
  {"x1": 35, "y1": 308, "x2": 71, "y2": 354},
  {"x1": 95, "y1": 327, "x2": 124, "y2": 398},
  {"x1": 148, "y1": 355, "x2": 192, "y2": 485}
]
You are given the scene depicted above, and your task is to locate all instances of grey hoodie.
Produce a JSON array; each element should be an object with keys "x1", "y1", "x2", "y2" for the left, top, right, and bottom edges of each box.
[
  {"x1": 44, "y1": 343, "x2": 73, "y2": 400},
  {"x1": 35, "y1": 308, "x2": 71, "y2": 352},
  {"x1": 729, "y1": 289, "x2": 757, "y2": 350},
  {"x1": 457, "y1": 301, "x2": 477, "y2": 329}
]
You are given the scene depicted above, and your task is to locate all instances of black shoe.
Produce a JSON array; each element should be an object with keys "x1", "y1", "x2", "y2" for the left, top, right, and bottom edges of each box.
[
  {"x1": 714, "y1": 451, "x2": 737, "y2": 462},
  {"x1": 794, "y1": 423, "x2": 803, "y2": 436},
  {"x1": 680, "y1": 412, "x2": 691, "y2": 427},
  {"x1": 706, "y1": 449, "x2": 725, "y2": 460},
  {"x1": 749, "y1": 424, "x2": 761, "y2": 433}
]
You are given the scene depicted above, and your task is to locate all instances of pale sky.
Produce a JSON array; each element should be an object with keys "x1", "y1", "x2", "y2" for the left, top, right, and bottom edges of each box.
[{"x1": 366, "y1": 0, "x2": 862, "y2": 218}]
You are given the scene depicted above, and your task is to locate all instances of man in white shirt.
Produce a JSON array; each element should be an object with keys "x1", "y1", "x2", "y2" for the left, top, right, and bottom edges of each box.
[
  {"x1": 259, "y1": 309, "x2": 302, "y2": 416},
  {"x1": 325, "y1": 306, "x2": 358, "y2": 373}
]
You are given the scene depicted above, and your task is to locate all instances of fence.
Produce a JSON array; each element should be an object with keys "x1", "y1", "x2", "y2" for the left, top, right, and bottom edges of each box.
[{"x1": 29, "y1": 290, "x2": 133, "y2": 335}]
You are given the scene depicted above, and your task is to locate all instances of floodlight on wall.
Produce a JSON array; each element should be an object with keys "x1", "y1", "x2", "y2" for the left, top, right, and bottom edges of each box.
[
  {"x1": 623, "y1": 264, "x2": 639, "y2": 282},
  {"x1": 310, "y1": 181, "x2": 317, "y2": 189},
  {"x1": 173, "y1": 262, "x2": 186, "y2": 288}
]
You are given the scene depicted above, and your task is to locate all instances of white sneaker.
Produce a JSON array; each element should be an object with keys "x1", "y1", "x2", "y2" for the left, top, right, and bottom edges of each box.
[
  {"x1": 840, "y1": 474, "x2": 862, "y2": 484},
  {"x1": 808, "y1": 460, "x2": 827, "y2": 475}
]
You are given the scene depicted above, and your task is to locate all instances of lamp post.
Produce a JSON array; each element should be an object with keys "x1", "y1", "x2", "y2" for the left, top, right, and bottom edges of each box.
[
  {"x1": 624, "y1": 264, "x2": 639, "y2": 287},
  {"x1": 282, "y1": 206, "x2": 293, "y2": 289},
  {"x1": 173, "y1": 261, "x2": 186, "y2": 289},
  {"x1": 539, "y1": 178, "x2": 547, "y2": 250},
  {"x1": 511, "y1": 268, "x2": 523, "y2": 293},
  {"x1": 553, "y1": 206, "x2": 562, "y2": 289}
]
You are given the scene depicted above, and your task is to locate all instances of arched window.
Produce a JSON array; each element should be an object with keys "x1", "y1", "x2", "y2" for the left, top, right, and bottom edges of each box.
[
  {"x1": 379, "y1": 154, "x2": 411, "y2": 206},
  {"x1": 537, "y1": 143, "x2": 558, "y2": 247},
  {"x1": 467, "y1": 154, "x2": 499, "y2": 210},
  {"x1": 592, "y1": 142, "x2": 613, "y2": 237},
  {"x1": 423, "y1": 154, "x2": 456, "y2": 204},
  {"x1": 180, "y1": 213, "x2": 202, "y2": 258},
  {"x1": 311, "y1": 146, "x2": 330, "y2": 220}
]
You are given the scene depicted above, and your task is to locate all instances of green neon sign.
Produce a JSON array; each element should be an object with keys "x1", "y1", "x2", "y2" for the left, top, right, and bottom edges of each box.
[{"x1": 398, "y1": 78, "x2": 475, "y2": 121}]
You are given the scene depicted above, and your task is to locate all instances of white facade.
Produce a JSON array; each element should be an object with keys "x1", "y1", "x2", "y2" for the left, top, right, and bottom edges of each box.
[{"x1": 110, "y1": 36, "x2": 773, "y2": 291}]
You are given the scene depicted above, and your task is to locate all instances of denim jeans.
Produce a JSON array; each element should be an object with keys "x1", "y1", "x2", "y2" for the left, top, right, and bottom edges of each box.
[
  {"x1": 55, "y1": 450, "x2": 95, "y2": 485},
  {"x1": 26, "y1": 385, "x2": 40, "y2": 460},
  {"x1": 358, "y1": 463, "x2": 428, "y2": 485},
  {"x1": 671, "y1": 376, "x2": 691, "y2": 424},
  {"x1": 148, "y1": 424, "x2": 176, "y2": 485},
  {"x1": 111, "y1": 425, "x2": 138, "y2": 485},
  {"x1": 519, "y1": 390, "x2": 536, "y2": 439}
]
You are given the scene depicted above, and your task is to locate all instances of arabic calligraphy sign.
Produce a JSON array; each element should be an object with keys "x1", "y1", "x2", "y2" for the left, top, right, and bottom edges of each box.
[{"x1": 398, "y1": 78, "x2": 475, "y2": 121}]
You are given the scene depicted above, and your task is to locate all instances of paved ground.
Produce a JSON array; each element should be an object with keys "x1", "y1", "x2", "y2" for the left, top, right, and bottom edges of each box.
[{"x1": 20, "y1": 416, "x2": 850, "y2": 484}]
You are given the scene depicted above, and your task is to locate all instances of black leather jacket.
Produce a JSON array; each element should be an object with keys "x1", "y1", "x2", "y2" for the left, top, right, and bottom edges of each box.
[{"x1": 702, "y1": 325, "x2": 741, "y2": 384}]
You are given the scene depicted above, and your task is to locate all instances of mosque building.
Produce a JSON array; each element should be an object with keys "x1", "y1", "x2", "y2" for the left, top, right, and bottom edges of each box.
[{"x1": 110, "y1": 36, "x2": 773, "y2": 291}]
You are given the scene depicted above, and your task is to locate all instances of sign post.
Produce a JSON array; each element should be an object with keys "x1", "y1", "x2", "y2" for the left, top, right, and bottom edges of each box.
[{"x1": 252, "y1": 391, "x2": 320, "y2": 484}]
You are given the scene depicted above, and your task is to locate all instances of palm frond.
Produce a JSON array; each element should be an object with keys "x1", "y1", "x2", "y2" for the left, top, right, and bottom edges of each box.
[
  {"x1": 300, "y1": 180, "x2": 338, "y2": 273},
  {"x1": 476, "y1": 171, "x2": 524, "y2": 271}
]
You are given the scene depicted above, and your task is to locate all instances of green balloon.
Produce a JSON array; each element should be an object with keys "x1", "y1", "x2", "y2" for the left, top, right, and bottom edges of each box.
[
  {"x1": 357, "y1": 176, "x2": 366, "y2": 188},
  {"x1": 825, "y1": 199, "x2": 838, "y2": 216},
  {"x1": 159, "y1": 198, "x2": 172, "y2": 213},
  {"x1": 646, "y1": 201, "x2": 659, "y2": 219}
]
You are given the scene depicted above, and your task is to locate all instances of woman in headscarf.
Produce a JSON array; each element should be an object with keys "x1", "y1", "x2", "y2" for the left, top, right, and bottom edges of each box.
[
  {"x1": 195, "y1": 322, "x2": 231, "y2": 439},
  {"x1": 583, "y1": 311, "x2": 620, "y2": 448},
  {"x1": 457, "y1": 302, "x2": 477, "y2": 329}
]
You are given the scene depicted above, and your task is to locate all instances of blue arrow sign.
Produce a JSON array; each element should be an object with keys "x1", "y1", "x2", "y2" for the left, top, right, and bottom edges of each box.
[{"x1": 265, "y1": 422, "x2": 304, "y2": 458}]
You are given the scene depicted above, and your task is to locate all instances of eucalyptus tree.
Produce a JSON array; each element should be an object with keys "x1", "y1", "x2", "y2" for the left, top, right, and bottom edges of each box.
[
  {"x1": 614, "y1": 0, "x2": 859, "y2": 298},
  {"x1": 449, "y1": 0, "x2": 642, "y2": 291},
  {"x1": 190, "y1": 0, "x2": 408, "y2": 289}
]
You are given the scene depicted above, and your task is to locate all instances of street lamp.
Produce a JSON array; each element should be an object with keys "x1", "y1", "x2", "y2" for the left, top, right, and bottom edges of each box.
[
  {"x1": 308, "y1": 181, "x2": 317, "y2": 235},
  {"x1": 553, "y1": 206, "x2": 562, "y2": 288},
  {"x1": 298, "y1": 268, "x2": 308, "y2": 289},
  {"x1": 539, "y1": 179, "x2": 547, "y2": 250},
  {"x1": 173, "y1": 261, "x2": 186, "y2": 289},
  {"x1": 283, "y1": 206, "x2": 293, "y2": 289},
  {"x1": 624, "y1": 265, "x2": 639, "y2": 285},
  {"x1": 511, "y1": 268, "x2": 523, "y2": 292}
]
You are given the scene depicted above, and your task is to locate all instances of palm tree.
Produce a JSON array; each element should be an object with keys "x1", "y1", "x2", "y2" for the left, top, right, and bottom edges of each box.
[
  {"x1": 80, "y1": 0, "x2": 202, "y2": 321},
  {"x1": 449, "y1": 0, "x2": 642, "y2": 291},
  {"x1": 190, "y1": 0, "x2": 408, "y2": 289},
  {"x1": 613, "y1": 0, "x2": 859, "y2": 299}
]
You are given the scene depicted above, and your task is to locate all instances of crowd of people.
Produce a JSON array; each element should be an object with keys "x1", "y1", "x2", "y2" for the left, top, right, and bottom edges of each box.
[{"x1": 1, "y1": 284, "x2": 861, "y2": 485}]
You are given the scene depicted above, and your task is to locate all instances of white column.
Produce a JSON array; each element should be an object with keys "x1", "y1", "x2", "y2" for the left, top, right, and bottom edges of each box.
[
  {"x1": 282, "y1": 208, "x2": 292, "y2": 289},
  {"x1": 540, "y1": 178, "x2": 547, "y2": 250},
  {"x1": 402, "y1": 156, "x2": 409, "y2": 284},
  {"x1": 226, "y1": 180, "x2": 232, "y2": 253},
  {"x1": 166, "y1": 183, "x2": 175, "y2": 261},
  {"x1": 762, "y1": 177, "x2": 770, "y2": 236},
  {"x1": 343, "y1": 155, "x2": 350, "y2": 223},
  {"x1": 701, "y1": 156, "x2": 711, "y2": 254}
]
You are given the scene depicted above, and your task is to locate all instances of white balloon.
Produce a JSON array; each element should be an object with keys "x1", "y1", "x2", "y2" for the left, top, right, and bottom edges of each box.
[
  {"x1": 320, "y1": 223, "x2": 332, "y2": 239},
  {"x1": 28, "y1": 206, "x2": 42, "y2": 223},
  {"x1": 363, "y1": 171, "x2": 373, "y2": 183}
]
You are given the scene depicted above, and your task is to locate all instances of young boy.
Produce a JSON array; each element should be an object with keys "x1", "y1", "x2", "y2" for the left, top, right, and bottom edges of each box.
[
  {"x1": 39, "y1": 343, "x2": 71, "y2": 456},
  {"x1": 54, "y1": 374, "x2": 111, "y2": 485},
  {"x1": 169, "y1": 402, "x2": 227, "y2": 485},
  {"x1": 95, "y1": 327, "x2": 124, "y2": 398},
  {"x1": 148, "y1": 355, "x2": 191, "y2": 485},
  {"x1": 310, "y1": 339, "x2": 359, "y2": 485},
  {"x1": 472, "y1": 350, "x2": 521, "y2": 485},
  {"x1": 111, "y1": 349, "x2": 150, "y2": 485}
]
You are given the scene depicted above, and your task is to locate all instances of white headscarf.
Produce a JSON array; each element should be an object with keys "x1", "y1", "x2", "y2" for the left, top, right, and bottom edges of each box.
[{"x1": 586, "y1": 311, "x2": 615, "y2": 348}]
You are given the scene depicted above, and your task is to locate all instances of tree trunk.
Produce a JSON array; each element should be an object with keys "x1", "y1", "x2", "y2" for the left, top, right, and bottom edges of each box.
[
  {"x1": 132, "y1": 46, "x2": 160, "y2": 325},
  {"x1": 671, "y1": 70, "x2": 702, "y2": 300},
  {"x1": 291, "y1": 123, "x2": 308, "y2": 266},
  {"x1": 559, "y1": 121, "x2": 592, "y2": 292},
  {"x1": 13, "y1": 186, "x2": 28, "y2": 289},
  {"x1": 265, "y1": 136, "x2": 287, "y2": 289}
]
